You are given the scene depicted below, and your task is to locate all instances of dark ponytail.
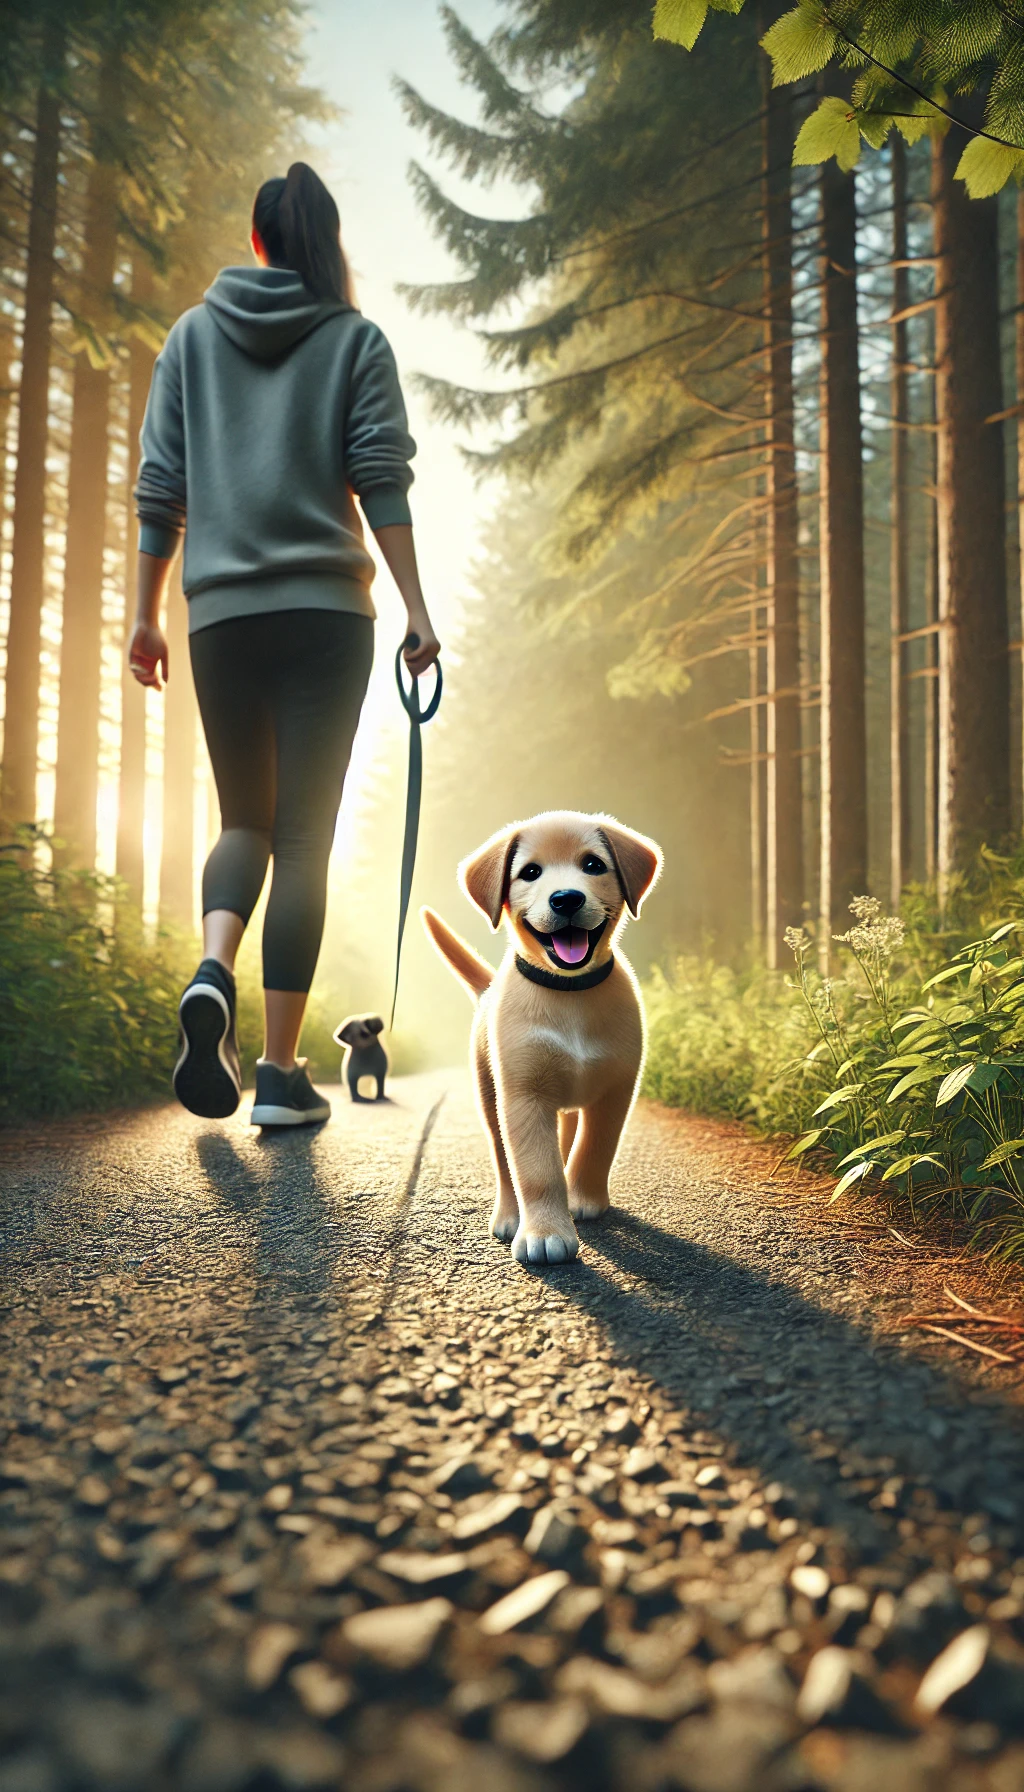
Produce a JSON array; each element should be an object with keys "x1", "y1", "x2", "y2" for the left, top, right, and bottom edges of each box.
[{"x1": 252, "y1": 162, "x2": 354, "y2": 306}]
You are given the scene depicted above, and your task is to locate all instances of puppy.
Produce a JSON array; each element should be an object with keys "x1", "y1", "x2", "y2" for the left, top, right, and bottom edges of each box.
[
  {"x1": 333, "y1": 1015, "x2": 388, "y2": 1103},
  {"x1": 422, "y1": 810, "x2": 661, "y2": 1266}
]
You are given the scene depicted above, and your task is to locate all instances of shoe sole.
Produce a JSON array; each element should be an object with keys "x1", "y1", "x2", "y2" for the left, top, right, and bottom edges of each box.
[
  {"x1": 174, "y1": 986, "x2": 240, "y2": 1119},
  {"x1": 250, "y1": 1102, "x2": 331, "y2": 1128}
]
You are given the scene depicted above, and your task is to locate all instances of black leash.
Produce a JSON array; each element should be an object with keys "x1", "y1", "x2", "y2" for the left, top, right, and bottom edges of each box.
[{"x1": 391, "y1": 633, "x2": 442, "y2": 1029}]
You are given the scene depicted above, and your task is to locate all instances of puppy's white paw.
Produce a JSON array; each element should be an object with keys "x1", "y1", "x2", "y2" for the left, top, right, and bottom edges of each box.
[
  {"x1": 490, "y1": 1206, "x2": 518, "y2": 1243},
  {"x1": 569, "y1": 1192, "x2": 609, "y2": 1221},
  {"x1": 511, "y1": 1223, "x2": 580, "y2": 1266}
]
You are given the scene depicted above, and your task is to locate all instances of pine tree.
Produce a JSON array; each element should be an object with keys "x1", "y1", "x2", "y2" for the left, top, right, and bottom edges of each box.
[
  {"x1": 760, "y1": 2, "x2": 802, "y2": 961},
  {"x1": 889, "y1": 133, "x2": 911, "y2": 908},
  {"x1": 115, "y1": 256, "x2": 155, "y2": 909},
  {"x1": 817, "y1": 143, "x2": 867, "y2": 944},
  {"x1": 401, "y1": 5, "x2": 787, "y2": 939},
  {"x1": 52, "y1": 41, "x2": 123, "y2": 868},
  {"x1": 1, "y1": 19, "x2": 64, "y2": 830},
  {"x1": 932, "y1": 121, "x2": 1011, "y2": 876}
]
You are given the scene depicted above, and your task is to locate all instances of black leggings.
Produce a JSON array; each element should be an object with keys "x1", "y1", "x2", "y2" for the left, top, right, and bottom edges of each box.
[{"x1": 190, "y1": 609, "x2": 373, "y2": 992}]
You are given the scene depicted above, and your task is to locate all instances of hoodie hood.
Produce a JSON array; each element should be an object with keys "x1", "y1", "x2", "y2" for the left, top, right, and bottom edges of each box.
[{"x1": 203, "y1": 266, "x2": 347, "y2": 361}]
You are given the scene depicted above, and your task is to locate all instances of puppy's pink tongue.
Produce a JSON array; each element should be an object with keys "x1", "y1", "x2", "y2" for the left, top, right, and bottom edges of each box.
[{"x1": 551, "y1": 927, "x2": 590, "y2": 966}]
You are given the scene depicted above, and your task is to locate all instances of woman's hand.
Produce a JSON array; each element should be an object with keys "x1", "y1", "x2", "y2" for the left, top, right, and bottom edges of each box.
[
  {"x1": 128, "y1": 621, "x2": 169, "y2": 690},
  {"x1": 403, "y1": 612, "x2": 440, "y2": 679}
]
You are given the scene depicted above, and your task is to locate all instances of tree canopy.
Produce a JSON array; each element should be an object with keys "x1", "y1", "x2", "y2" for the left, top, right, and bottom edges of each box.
[{"x1": 654, "y1": 0, "x2": 1024, "y2": 193}]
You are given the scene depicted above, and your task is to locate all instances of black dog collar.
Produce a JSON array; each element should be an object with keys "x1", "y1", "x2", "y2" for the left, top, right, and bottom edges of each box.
[{"x1": 514, "y1": 954, "x2": 616, "y2": 993}]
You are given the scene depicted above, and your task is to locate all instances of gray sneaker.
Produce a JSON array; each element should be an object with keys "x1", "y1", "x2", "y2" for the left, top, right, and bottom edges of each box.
[
  {"x1": 250, "y1": 1059, "x2": 331, "y2": 1128},
  {"x1": 173, "y1": 959, "x2": 241, "y2": 1119}
]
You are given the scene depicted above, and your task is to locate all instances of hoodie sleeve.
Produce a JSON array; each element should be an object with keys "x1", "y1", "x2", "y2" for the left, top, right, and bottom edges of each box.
[
  {"x1": 134, "y1": 325, "x2": 187, "y2": 558},
  {"x1": 345, "y1": 323, "x2": 417, "y2": 529}
]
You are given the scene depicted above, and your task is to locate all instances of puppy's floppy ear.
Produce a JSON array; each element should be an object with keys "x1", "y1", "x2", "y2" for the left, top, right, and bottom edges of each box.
[
  {"x1": 334, "y1": 1019, "x2": 360, "y2": 1047},
  {"x1": 597, "y1": 819, "x2": 663, "y2": 918},
  {"x1": 365, "y1": 1017, "x2": 385, "y2": 1036},
  {"x1": 459, "y1": 825, "x2": 520, "y2": 930}
]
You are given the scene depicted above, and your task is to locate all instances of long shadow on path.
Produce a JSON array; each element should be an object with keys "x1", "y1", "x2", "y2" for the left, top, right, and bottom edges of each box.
[{"x1": 558, "y1": 1209, "x2": 1024, "y2": 1566}]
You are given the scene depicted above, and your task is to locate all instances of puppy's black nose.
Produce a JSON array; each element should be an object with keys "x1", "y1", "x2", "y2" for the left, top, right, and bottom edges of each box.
[{"x1": 549, "y1": 888, "x2": 586, "y2": 916}]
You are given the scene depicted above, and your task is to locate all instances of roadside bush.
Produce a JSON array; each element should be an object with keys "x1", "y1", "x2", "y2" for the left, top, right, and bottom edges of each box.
[
  {"x1": 643, "y1": 846, "x2": 1024, "y2": 1262},
  {"x1": 0, "y1": 845, "x2": 192, "y2": 1119},
  {"x1": 0, "y1": 840, "x2": 352, "y2": 1121}
]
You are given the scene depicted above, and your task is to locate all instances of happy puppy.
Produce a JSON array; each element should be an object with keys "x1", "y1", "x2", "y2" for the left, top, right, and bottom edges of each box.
[{"x1": 422, "y1": 810, "x2": 662, "y2": 1266}]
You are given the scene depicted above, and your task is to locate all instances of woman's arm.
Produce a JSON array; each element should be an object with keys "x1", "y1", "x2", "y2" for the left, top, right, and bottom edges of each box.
[
  {"x1": 127, "y1": 551, "x2": 174, "y2": 690},
  {"x1": 373, "y1": 524, "x2": 440, "y2": 678}
]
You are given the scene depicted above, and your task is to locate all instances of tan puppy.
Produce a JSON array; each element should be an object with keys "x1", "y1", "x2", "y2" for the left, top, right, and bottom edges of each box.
[{"x1": 422, "y1": 810, "x2": 662, "y2": 1265}]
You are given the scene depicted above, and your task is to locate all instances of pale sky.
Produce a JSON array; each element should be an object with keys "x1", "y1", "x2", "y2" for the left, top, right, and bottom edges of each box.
[{"x1": 302, "y1": 0, "x2": 519, "y2": 853}]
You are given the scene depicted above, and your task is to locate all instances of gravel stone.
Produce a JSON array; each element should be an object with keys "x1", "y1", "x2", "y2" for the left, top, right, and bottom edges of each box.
[
  {"x1": 479, "y1": 1570, "x2": 571, "y2": 1636},
  {"x1": 915, "y1": 1625, "x2": 991, "y2": 1717},
  {"x1": 245, "y1": 1621, "x2": 303, "y2": 1691},
  {"x1": 341, "y1": 1597, "x2": 453, "y2": 1670},
  {"x1": 288, "y1": 1659, "x2": 355, "y2": 1719},
  {"x1": 375, "y1": 1549, "x2": 469, "y2": 1585},
  {"x1": 452, "y1": 1493, "x2": 524, "y2": 1541},
  {"x1": 523, "y1": 1504, "x2": 584, "y2": 1566},
  {"x1": 557, "y1": 1655, "x2": 707, "y2": 1721},
  {"x1": 790, "y1": 1563, "x2": 830, "y2": 1601},
  {"x1": 491, "y1": 1697, "x2": 590, "y2": 1762},
  {"x1": 707, "y1": 1647, "x2": 796, "y2": 1713},
  {"x1": 298, "y1": 1534, "x2": 374, "y2": 1588}
]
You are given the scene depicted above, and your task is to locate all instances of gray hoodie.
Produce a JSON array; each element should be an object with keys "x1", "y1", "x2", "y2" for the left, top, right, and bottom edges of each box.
[{"x1": 135, "y1": 266, "x2": 417, "y2": 633}]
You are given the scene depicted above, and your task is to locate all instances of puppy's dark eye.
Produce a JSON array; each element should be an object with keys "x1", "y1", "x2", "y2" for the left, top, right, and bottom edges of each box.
[
  {"x1": 517, "y1": 862, "x2": 543, "y2": 882},
  {"x1": 582, "y1": 854, "x2": 607, "y2": 876}
]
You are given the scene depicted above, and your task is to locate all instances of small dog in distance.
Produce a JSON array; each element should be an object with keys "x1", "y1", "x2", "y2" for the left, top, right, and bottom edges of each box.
[{"x1": 333, "y1": 1015, "x2": 388, "y2": 1103}]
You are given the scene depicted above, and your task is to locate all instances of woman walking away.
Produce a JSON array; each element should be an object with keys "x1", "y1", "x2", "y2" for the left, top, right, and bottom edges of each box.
[{"x1": 128, "y1": 162, "x2": 439, "y2": 1127}]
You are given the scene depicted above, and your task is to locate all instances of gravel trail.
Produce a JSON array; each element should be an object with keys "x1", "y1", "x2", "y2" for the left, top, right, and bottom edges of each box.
[{"x1": 3, "y1": 1076, "x2": 1024, "y2": 1792}]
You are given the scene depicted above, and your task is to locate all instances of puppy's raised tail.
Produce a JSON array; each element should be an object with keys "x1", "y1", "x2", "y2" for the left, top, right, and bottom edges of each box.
[{"x1": 421, "y1": 907, "x2": 494, "y2": 1000}]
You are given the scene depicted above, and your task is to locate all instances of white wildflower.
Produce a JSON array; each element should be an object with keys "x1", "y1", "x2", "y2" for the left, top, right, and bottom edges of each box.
[
  {"x1": 784, "y1": 926, "x2": 811, "y2": 958},
  {"x1": 834, "y1": 897, "x2": 905, "y2": 964},
  {"x1": 849, "y1": 895, "x2": 881, "y2": 924}
]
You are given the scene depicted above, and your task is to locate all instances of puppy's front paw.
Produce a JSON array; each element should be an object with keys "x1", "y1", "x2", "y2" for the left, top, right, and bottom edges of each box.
[
  {"x1": 511, "y1": 1221, "x2": 580, "y2": 1266},
  {"x1": 489, "y1": 1197, "x2": 518, "y2": 1243},
  {"x1": 568, "y1": 1191, "x2": 610, "y2": 1221}
]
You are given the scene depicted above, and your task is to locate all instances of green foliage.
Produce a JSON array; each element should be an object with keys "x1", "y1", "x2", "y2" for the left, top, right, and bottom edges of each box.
[
  {"x1": 656, "y1": 0, "x2": 1024, "y2": 190},
  {"x1": 644, "y1": 851, "x2": 1024, "y2": 1262},
  {"x1": 955, "y1": 135, "x2": 1024, "y2": 197},
  {"x1": 642, "y1": 954, "x2": 815, "y2": 1123},
  {"x1": 653, "y1": 0, "x2": 711, "y2": 52},
  {"x1": 793, "y1": 94, "x2": 864, "y2": 171},
  {"x1": 760, "y1": 2, "x2": 838, "y2": 81},
  {"x1": 0, "y1": 846, "x2": 194, "y2": 1121},
  {"x1": 0, "y1": 843, "x2": 346, "y2": 1123}
]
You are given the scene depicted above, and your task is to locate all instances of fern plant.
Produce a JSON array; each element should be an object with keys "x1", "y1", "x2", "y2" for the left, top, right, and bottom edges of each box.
[{"x1": 784, "y1": 911, "x2": 1024, "y2": 1255}]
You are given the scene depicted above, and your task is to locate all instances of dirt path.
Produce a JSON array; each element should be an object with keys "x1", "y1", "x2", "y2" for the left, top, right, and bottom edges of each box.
[{"x1": 3, "y1": 1077, "x2": 1024, "y2": 1792}]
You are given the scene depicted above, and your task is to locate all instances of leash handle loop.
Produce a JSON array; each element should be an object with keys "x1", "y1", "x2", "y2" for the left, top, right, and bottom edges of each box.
[
  {"x1": 395, "y1": 636, "x2": 442, "y2": 723},
  {"x1": 390, "y1": 633, "x2": 442, "y2": 1030}
]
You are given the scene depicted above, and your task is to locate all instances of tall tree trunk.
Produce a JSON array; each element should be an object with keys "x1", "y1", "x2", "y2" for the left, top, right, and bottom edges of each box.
[
  {"x1": 159, "y1": 568, "x2": 196, "y2": 930},
  {"x1": 52, "y1": 48, "x2": 122, "y2": 867},
  {"x1": 818, "y1": 155, "x2": 867, "y2": 957},
  {"x1": 749, "y1": 597, "x2": 763, "y2": 948},
  {"x1": 889, "y1": 137, "x2": 911, "y2": 909},
  {"x1": 761, "y1": 57, "x2": 803, "y2": 964},
  {"x1": 1017, "y1": 189, "x2": 1024, "y2": 831},
  {"x1": 0, "y1": 26, "x2": 63, "y2": 829},
  {"x1": 923, "y1": 486, "x2": 940, "y2": 882},
  {"x1": 932, "y1": 124, "x2": 1010, "y2": 879},
  {"x1": 116, "y1": 258, "x2": 155, "y2": 908},
  {"x1": 0, "y1": 316, "x2": 16, "y2": 509}
]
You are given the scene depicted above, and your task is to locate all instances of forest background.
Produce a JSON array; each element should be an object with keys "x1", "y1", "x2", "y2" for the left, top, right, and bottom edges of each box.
[{"x1": 8, "y1": 0, "x2": 1024, "y2": 1258}]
